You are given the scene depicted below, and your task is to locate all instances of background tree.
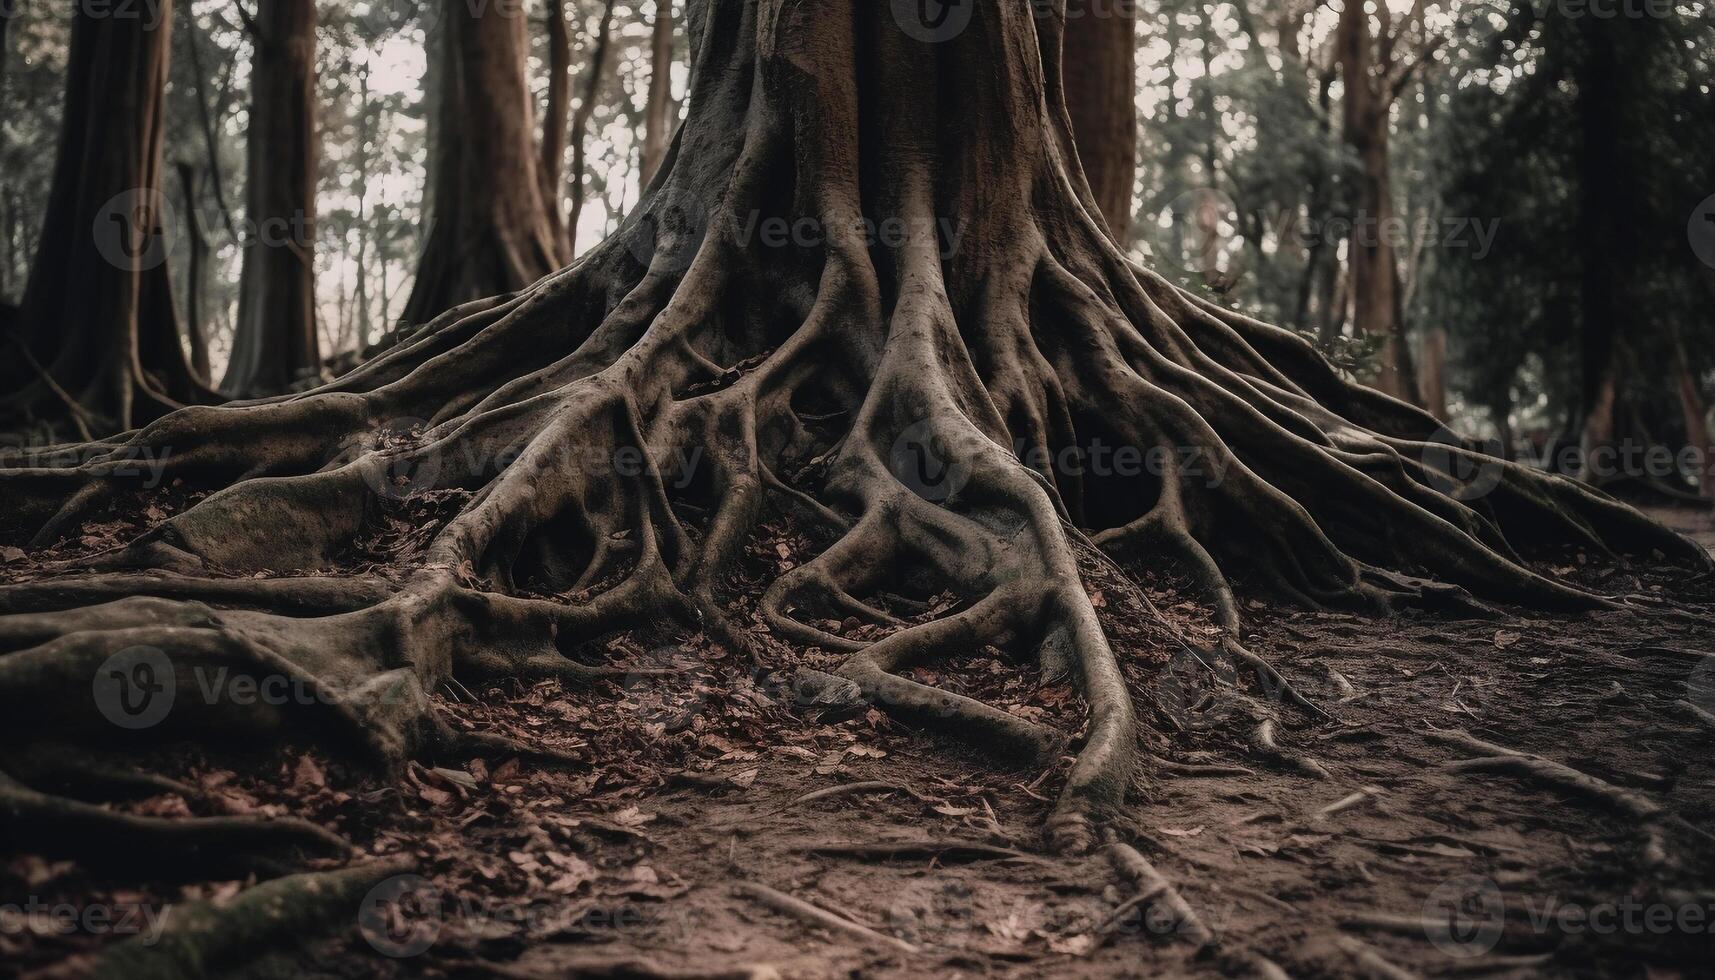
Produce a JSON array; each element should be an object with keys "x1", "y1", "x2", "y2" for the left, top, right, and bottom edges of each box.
[
  {"x1": 0, "y1": 0, "x2": 210, "y2": 438},
  {"x1": 1063, "y1": 0, "x2": 1139, "y2": 237},
  {"x1": 640, "y1": 0, "x2": 676, "y2": 185},
  {"x1": 402, "y1": 0, "x2": 568, "y2": 324},
  {"x1": 222, "y1": 0, "x2": 321, "y2": 397}
]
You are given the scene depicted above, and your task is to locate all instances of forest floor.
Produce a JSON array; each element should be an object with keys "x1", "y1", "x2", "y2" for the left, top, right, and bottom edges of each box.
[{"x1": 3, "y1": 507, "x2": 1713, "y2": 979}]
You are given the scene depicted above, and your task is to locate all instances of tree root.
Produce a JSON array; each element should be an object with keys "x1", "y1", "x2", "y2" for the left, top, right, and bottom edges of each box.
[
  {"x1": 733, "y1": 880, "x2": 916, "y2": 955},
  {"x1": 794, "y1": 839, "x2": 1046, "y2": 864},
  {"x1": 33, "y1": 859, "x2": 412, "y2": 980},
  {"x1": 1101, "y1": 839, "x2": 1290, "y2": 978}
]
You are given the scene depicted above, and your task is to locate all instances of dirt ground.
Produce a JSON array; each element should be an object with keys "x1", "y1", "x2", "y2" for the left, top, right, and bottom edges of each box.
[{"x1": 3, "y1": 508, "x2": 1713, "y2": 979}]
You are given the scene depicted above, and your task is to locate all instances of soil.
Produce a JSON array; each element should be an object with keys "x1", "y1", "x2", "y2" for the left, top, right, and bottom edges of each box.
[{"x1": 3, "y1": 508, "x2": 1712, "y2": 980}]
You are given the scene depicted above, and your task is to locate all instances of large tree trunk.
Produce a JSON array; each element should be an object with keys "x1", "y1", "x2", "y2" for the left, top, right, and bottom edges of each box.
[
  {"x1": 1673, "y1": 341, "x2": 1713, "y2": 502},
  {"x1": 222, "y1": 0, "x2": 320, "y2": 398},
  {"x1": 641, "y1": 0, "x2": 677, "y2": 186},
  {"x1": 0, "y1": 0, "x2": 212, "y2": 438},
  {"x1": 1335, "y1": 0, "x2": 1417, "y2": 404},
  {"x1": 0, "y1": 1, "x2": 1703, "y2": 928},
  {"x1": 1061, "y1": 0, "x2": 1137, "y2": 240},
  {"x1": 402, "y1": 0, "x2": 567, "y2": 325}
]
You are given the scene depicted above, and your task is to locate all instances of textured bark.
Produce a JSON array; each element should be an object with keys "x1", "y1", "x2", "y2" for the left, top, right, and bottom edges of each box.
[
  {"x1": 0, "y1": 2, "x2": 1705, "y2": 941},
  {"x1": 223, "y1": 0, "x2": 320, "y2": 398},
  {"x1": 403, "y1": 0, "x2": 568, "y2": 325},
  {"x1": 1062, "y1": 0, "x2": 1137, "y2": 240},
  {"x1": 641, "y1": 0, "x2": 677, "y2": 186},
  {"x1": 175, "y1": 163, "x2": 212, "y2": 383},
  {"x1": 0, "y1": 0, "x2": 213, "y2": 437}
]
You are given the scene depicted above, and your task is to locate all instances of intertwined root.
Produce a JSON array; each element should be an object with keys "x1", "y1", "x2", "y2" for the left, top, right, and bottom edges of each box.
[{"x1": 1, "y1": 0, "x2": 1709, "y2": 960}]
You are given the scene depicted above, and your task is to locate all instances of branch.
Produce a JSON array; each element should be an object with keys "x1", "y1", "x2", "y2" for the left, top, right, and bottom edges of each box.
[{"x1": 1387, "y1": 35, "x2": 1446, "y2": 104}]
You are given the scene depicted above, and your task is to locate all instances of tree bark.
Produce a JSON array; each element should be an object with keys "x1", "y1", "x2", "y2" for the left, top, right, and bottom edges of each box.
[
  {"x1": 1061, "y1": 0, "x2": 1136, "y2": 240},
  {"x1": 403, "y1": 0, "x2": 567, "y2": 325},
  {"x1": 175, "y1": 162, "x2": 212, "y2": 383},
  {"x1": 1417, "y1": 325, "x2": 1447, "y2": 421},
  {"x1": 567, "y1": 0, "x2": 619, "y2": 256},
  {"x1": 1335, "y1": 0, "x2": 1417, "y2": 404},
  {"x1": 641, "y1": 0, "x2": 676, "y2": 186},
  {"x1": 0, "y1": 0, "x2": 213, "y2": 436},
  {"x1": 223, "y1": 0, "x2": 320, "y2": 397}
]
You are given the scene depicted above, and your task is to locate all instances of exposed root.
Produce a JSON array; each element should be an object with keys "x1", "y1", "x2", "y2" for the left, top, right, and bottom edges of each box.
[
  {"x1": 732, "y1": 880, "x2": 917, "y2": 955},
  {"x1": 34, "y1": 859, "x2": 411, "y2": 980},
  {"x1": 794, "y1": 839, "x2": 1046, "y2": 863},
  {"x1": 1101, "y1": 838, "x2": 1289, "y2": 978}
]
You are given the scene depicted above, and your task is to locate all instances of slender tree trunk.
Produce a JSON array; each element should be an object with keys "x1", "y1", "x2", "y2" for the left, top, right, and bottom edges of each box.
[
  {"x1": 567, "y1": 0, "x2": 619, "y2": 256},
  {"x1": 403, "y1": 0, "x2": 567, "y2": 325},
  {"x1": 181, "y1": 14, "x2": 240, "y2": 242},
  {"x1": 1, "y1": 0, "x2": 212, "y2": 436},
  {"x1": 540, "y1": 0, "x2": 574, "y2": 256},
  {"x1": 640, "y1": 0, "x2": 676, "y2": 187},
  {"x1": 1575, "y1": 20, "x2": 1622, "y2": 477},
  {"x1": 223, "y1": 0, "x2": 319, "y2": 397},
  {"x1": 1336, "y1": 0, "x2": 1416, "y2": 404},
  {"x1": 175, "y1": 162, "x2": 211, "y2": 383},
  {"x1": 1673, "y1": 341, "x2": 1713, "y2": 501},
  {"x1": 1417, "y1": 325, "x2": 1447, "y2": 421}
]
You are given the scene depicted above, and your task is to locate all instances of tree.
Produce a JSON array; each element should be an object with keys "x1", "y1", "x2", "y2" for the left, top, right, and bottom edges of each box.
[
  {"x1": 1334, "y1": 0, "x2": 1438, "y2": 404},
  {"x1": 1062, "y1": 0, "x2": 1137, "y2": 238},
  {"x1": 402, "y1": 0, "x2": 568, "y2": 324},
  {"x1": 539, "y1": 0, "x2": 575, "y2": 258},
  {"x1": 0, "y1": 0, "x2": 212, "y2": 439},
  {"x1": 0, "y1": 0, "x2": 1704, "y2": 933},
  {"x1": 222, "y1": 0, "x2": 321, "y2": 397},
  {"x1": 641, "y1": 0, "x2": 677, "y2": 186}
]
